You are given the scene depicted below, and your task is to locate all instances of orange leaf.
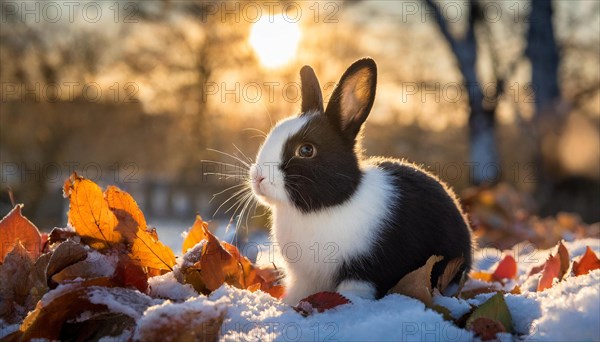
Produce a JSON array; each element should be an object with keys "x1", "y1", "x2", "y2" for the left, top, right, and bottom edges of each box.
[
  {"x1": 105, "y1": 186, "x2": 147, "y2": 244},
  {"x1": 247, "y1": 283, "x2": 261, "y2": 292},
  {"x1": 265, "y1": 284, "x2": 285, "y2": 299},
  {"x1": 573, "y1": 246, "x2": 600, "y2": 276},
  {"x1": 221, "y1": 241, "x2": 260, "y2": 288},
  {"x1": 130, "y1": 229, "x2": 176, "y2": 271},
  {"x1": 470, "y1": 271, "x2": 494, "y2": 282},
  {"x1": 0, "y1": 204, "x2": 42, "y2": 262},
  {"x1": 198, "y1": 228, "x2": 241, "y2": 291},
  {"x1": 182, "y1": 215, "x2": 209, "y2": 254},
  {"x1": 492, "y1": 255, "x2": 517, "y2": 281},
  {"x1": 537, "y1": 253, "x2": 561, "y2": 291},
  {"x1": 64, "y1": 173, "x2": 120, "y2": 249}
]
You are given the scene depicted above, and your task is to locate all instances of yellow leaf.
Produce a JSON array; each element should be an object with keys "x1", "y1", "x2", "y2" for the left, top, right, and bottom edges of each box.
[
  {"x1": 64, "y1": 173, "x2": 120, "y2": 249},
  {"x1": 182, "y1": 215, "x2": 209, "y2": 254},
  {"x1": 105, "y1": 186, "x2": 147, "y2": 244},
  {"x1": 470, "y1": 271, "x2": 494, "y2": 282},
  {"x1": 130, "y1": 229, "x2": 176, "y2": 271}
]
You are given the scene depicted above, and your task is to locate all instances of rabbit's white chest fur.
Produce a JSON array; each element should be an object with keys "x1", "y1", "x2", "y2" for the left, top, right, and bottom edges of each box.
[{"x1": 271, "y1": 165, "x2": 396, "y2": 304}]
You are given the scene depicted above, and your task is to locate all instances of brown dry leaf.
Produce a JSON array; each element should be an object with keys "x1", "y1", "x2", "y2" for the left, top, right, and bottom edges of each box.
[
  {"x1": 557, "y1": 241, "x2": 570, "y2": 280},
  {"x1": 25, "y1": 252, "x2": 52, "y2": 311},
  {"x1": 0, "y1": 242, "x2": 34, "y2": 324},
  {"x1": 48, "y1": 227, "x2": 77, "y2": 245},
  {"x1": 388, "y1": 255, "x2": 443, "y2": 307},
  {"x1": 573, "y1": 246, "x2": 600, "y2": 276},
  {"x1": 437, "y1": 256, "x2": 464, "y2": 293},
  {"x1": 51, "y1": 259, "x2": 111, "y2": 284},
  {"x1": 64, "y1": 173, "x2": 120, "y2": 249},
  {"x1": 46, "y1": 240, "x2": 88, "y2": 284},
  {"x1": 182, "y1": 215, "x2": 209, "y2": 254},
  {"x1": 0, "y1": 204, "x2": 42, "y2": 262},
  {"x1": 105, "y1": 186, "x2": 147, "y2": 244},
  {"x1": 20, "y1": 285, "x2": 150, "y2": 340},
  {"x1": 130, "y1": 229, "x2": 176, "y2": 271}
]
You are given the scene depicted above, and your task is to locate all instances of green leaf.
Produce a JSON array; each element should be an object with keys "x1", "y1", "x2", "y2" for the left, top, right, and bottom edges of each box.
[{"x1": 466, "y1": 292, "x2": 513, "y2": 333}]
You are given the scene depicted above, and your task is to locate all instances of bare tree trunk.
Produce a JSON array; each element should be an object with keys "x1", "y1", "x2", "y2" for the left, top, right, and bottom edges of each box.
[
  {"x1": 423, "y1": 0, "x2": 499, "y2": 185},
  {"x1": 526, "y1": 0, "x2": 561, "y2": 121}
]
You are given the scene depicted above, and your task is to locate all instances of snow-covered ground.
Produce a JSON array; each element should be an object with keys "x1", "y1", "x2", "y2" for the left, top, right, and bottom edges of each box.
[
  {"x1": 144, "y1": 238, "x2": 599, "y2": 341},
  {"x1": 3, "y1": 235, "x2": 598, "y2": 341}
]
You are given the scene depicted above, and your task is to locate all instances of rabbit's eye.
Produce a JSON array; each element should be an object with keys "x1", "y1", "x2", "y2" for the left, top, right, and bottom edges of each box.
[{"x1": 296, "y1": 143, "x2": 316, "y2": 158}]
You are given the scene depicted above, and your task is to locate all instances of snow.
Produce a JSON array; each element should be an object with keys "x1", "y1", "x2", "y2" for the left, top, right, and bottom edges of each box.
[
  {"x1": 148, "y1": 271, "x2": 197, "y2": 301},
  {"x1": 209, "y1": 286, "x2": 473, "y2": 341},
  {"x1": 134, "y1": 296, "x2": 228, "y2": 341},
  {"x1": 525, "y1": 270, "x2": 600, "y2": 341},
  {"x1": 198, "y1": 239, "x2": 599, "y2": 341},
  {"x1": 88, "y1": 287, "x2": 161, "y2": 320},
  {"x1": 16, "y1": 238, "x2": 600, "y2": 340}
]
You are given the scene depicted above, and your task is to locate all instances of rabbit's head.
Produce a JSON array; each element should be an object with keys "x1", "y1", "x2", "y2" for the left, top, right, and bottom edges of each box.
[{"x1": 250, "y1": 58, "x2": 377, "y2": 213}]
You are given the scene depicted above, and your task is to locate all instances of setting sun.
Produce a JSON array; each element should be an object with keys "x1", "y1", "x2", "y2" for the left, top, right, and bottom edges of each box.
[{"x1": 249, "y1": 14, "x2": 301, "y2": 68}]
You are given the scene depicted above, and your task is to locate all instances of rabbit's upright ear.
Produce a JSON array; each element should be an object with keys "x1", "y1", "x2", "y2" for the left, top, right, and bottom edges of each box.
[
  {"x1": 300, "y1": 65, "x2": 324, "y2": 114},
  {"x1": 325, "y1": 58, "x2": 377, "y2": 140}
]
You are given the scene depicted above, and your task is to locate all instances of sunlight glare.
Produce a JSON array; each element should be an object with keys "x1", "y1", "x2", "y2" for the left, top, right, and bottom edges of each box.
[{"x1": 249, "y1": 15, "x2": 301, "y2": 69}]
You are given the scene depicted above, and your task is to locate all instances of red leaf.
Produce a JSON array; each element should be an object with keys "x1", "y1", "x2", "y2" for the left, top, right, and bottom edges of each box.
[
  {"x1": 470, "y1": 317, "x2": 506, "y2": 341},
  {"x1": 0, "y1": 204, "x2": 42, "y2": 262},
  {"x1": 573, "y1": 246, "x2": 600, "y2": 276},
  {"x1": 537, "y1": 253, "x2": 561, "y2": 291},
  {"x1": 294, "y1": 292, "x2": 351, "y2": 316},
  {"x1": 114, "y1": 256, "x2": 148, "y2": 293},
  {"x1": 492, "y1": 255, "x2": 517, "y2": 281}
]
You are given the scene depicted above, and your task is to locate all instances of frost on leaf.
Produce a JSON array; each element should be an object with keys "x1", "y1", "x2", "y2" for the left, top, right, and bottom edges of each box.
[
  {"x1": 19, "y1": 285, "x2": 152, "y2": 341},
  {"x1": 135, "y1": 298, "x2": 227, "y2": 342}
]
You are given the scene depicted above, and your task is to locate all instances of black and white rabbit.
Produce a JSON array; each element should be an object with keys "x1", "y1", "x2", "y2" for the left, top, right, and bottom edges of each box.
[{"x1": 250, "y1": 58, "x2": 472, "y2": 305}]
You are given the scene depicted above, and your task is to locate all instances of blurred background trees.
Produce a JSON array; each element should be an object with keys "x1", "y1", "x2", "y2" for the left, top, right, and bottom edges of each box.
[{"x1": 1, "y1": 0, "x2": 598, "y2": 247}]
